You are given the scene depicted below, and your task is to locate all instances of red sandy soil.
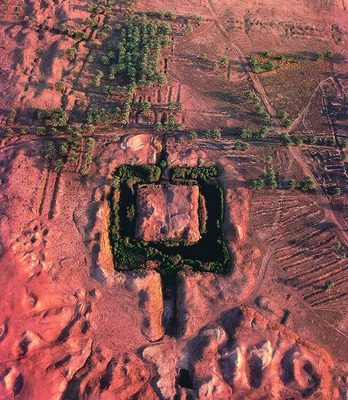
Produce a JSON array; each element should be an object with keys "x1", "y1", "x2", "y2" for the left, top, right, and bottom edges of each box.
[{"x1": 1, "y1": 0, "x2": 348, "y2": 398}]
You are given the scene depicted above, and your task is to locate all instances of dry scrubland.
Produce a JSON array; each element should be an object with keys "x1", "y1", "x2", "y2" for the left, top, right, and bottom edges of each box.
[{"x1": 0, "y1": 0, "x2": 348, "y2": 399}]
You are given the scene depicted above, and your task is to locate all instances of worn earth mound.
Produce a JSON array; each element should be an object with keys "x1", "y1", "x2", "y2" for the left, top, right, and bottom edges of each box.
[{"x1": 136, "y1": 184, "x2": 200, "y2": 243}]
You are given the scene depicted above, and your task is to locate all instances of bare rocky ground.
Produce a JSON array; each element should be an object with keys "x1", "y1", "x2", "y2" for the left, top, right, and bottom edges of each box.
[{"x1": 0, "y1": 0, "x2": 348, "y2": 398}]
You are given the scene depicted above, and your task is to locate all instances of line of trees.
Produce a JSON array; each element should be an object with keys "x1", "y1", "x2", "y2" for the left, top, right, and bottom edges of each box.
[{"x1": 115, "y1": 15, "x2": 172, "y2": 86}]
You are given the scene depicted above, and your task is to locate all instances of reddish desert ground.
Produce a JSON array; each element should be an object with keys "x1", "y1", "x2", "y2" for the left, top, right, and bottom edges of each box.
[{"x1": 0, "y1": 0, "x2": 348, "y2": 399}]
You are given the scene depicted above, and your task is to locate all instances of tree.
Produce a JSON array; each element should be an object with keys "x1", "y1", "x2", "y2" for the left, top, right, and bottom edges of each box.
[
  {"x1": 264, "y1": 60, "x2": 275, "y2": 71},
  {"x1": 59, "y1": 141, "x2": 69, "y2": 156},
  {"x1": 54, "y1": 159, "x2": 64, "y2": 172},
  {"x1": 280, "y1": 132, "x2": 293, "y2": 146},
  {"x1": 66, "y1": 47, "x2": 77, "y2": 62},
  {"x1": 193, "y1": 15, "x2": 203, "y2": 26},
  {"x1": 101, "y1": 55, "x2": 110, "y2": 65},
  {"x1": 251, "y1": 179, "x2": 265, "y2": 189},
  {"x1": 288, "y1": 179, "x2": 297, "y2": 190},
  {"x1": 220, "y1": 56, "x2": 229, "y2": 67},
  {"x1": 45, "y1": 141, "x2": 55, "y2": 160},
  {"x1": 164, "y1": 10, "x2": 176, "y2": 20},
  {"x1": 94, "y1": 69, "x2": 104, "y2": 87},
  {"x1": 212, "y1": 128, "x2": 221, "y2": 139},
  {"x1": 293, "y1": 137, "x2": 303, "y2": 146},
  {"x1": 245, "y1": 90, "x2": 254, "y2": 99},
  {"x1": 300, "y1": 175, "x2": 315, "y2": 191},
  {"x1": 160, "y1": 160, "x2": 167, "y2": 169},
  {"x1": 235, "y1": 140, "x2": 250, "y2": 151},
  {"x1": 259, "y1": 125, "x2": 269, "y2": 138},
  {"x1": 189, "y1": 131, "x2": 198, "y2": 140},
  {"x1": 55, "y1": 81, "x2": 64, "y2": 92},
  {"x1": 327, "y1": 186, "x2": 341, "y2": 196},
  {"x1": 334, "y1": 241, "x2": 341, "y2": 251},
  {"x1": 181, "y1": 25, "x2": 192, "y2": 36},
  {"x1": 325, "y1": 50, "x2": 334, "y2": 59},
  {"x1": 324, "y1": 280, "x2": 334, "y2": 290},
  {"x1": 69, "y1": 151, "x2": 79, "y2": 167},
  {"x1": 279, "y1": 110, "x2": 288, "y2": 120},
  {"x1": 266, "y1": 167, "x2": 277, "y2": 189},
  {"x1": 7, "y1": 109, "x2": 16, "y2": 124},
  {"x1": 256, "y1": 105, "x2": 265, "y2": 114},
  {"x1": 240, "y1": 129, "x2": 253, "y2": 139},
  {"x1": 308, "y1": 135, "x2": 317, "y2": 145}
]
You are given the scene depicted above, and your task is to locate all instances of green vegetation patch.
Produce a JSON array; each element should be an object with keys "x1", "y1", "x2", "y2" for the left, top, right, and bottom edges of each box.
[
  {"x1": 250, "y1": 52, "x2": 299, "y2": 74},
  {"x1": 109, "y1": 165, "x2": 231, "y2": 283},
  {"x1": 115, "y1": 15, "x2": 172, "y2": 87}
]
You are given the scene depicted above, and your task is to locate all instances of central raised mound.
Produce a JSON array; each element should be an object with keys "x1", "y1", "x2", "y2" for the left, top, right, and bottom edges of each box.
[{"x1": 135, "y1": 184, "x2": 200, "y2": 242}]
